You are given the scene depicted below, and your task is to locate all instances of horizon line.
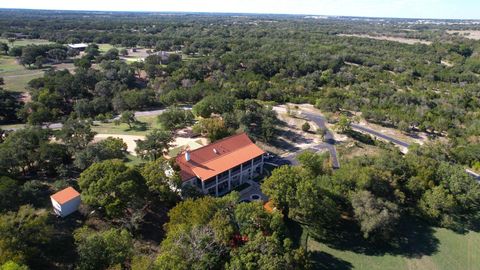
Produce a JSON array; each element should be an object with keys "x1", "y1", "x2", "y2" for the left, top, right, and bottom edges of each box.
[{"x1": 1, "y1": 7, "x2": 480, "y2": 21}]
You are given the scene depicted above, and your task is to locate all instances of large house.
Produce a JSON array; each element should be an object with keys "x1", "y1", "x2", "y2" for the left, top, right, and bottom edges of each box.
[{"x1": 176, "y1": 133, "x2": 265, "y2": 196}]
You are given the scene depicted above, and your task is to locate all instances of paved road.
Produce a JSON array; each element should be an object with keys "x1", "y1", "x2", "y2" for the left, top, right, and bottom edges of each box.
[
  {"x1": 3, "y1": 106, "x2": 193, "y2": 131},
  {"x1": 350, "y1": 122, "x2": 480, "y2": 182},
  {"x1": 351, "y1": 124, "x2": 410, "y2": 148},
  {"x1": 302, "y1": 111, "x2": 340, "y2": 169}
]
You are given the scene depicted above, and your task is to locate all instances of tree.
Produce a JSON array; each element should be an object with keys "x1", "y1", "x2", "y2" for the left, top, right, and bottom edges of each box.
[
  {"x1": 99, "y1": 48, "x2": 119, "y2": 61},
  {"x1": 119, "y1": 48, "x2": 128, "y2": 56},
  {"x1": 0, "y1": 43, "x2": 8, "y2": 55},
  {"x1": 335, "y1": 115, "x2": 351, "y2": 133},
  {"x1": 74, "y1": 137, "x2": 128, "y2": 170},
  {"x1": 351, "y1": 190, "x2": 400, "y2": 240},
  {"x1": 262, "y1": 166, "x2": 307, "y2": 210},
  {"x1": 34, "y1": 56, "x2": 45, "y2": 68},
  {"x1": 140, "y1": 158, "x2": 180, "y2": 202},
  {"x1": 74, "y1": 228, "x2": 133, "y2": 270},
  {"x1": 117, "y1": 110, "x2": 137, "y2": 129},
  {"x1": 84, "y1": 44, "x2": 100, "y2": 60},
  {"x1": 156, "y1": 193, "x2": 308, "y2": 270},
  {"x1": 192, "y1": 117, "x2": 230, "y2": 142},
  {"x1": 47, "y1": 49, "x2": 67, "y2": 63},
  {"x1": 419, "y1": 186, "x2": 457, "y2": 228},
  {"x1": 296, "y1": 151, "x2": 330, "y2": 177},
  {"x1": 301, "y1": 121, "x2": 311, "y2": 132},
  {"x1": 262, "y1": 165, "x2": 338, "y2": 236},
  {"x1": 157, "y1": 107, "x2": 194, "y2": 130},
  {"x1": 232, "y1": 100, "x2": 278, "y2": 143},
  {"x1": 192, "y1": 95, "x2": 235, "y2": 118},
  {"x1": 135, "y1": 129, "x2": 174, "y2": 160},
  {"x1": 0, "y1": 88, "x2": 22, "y2": 124},
  {"x1": 74, "y1": 56, "x2": 92, "y2": 69},
  {"x1": 38, "y1": 142, "x2": 71, "y2": 175},
  {"x1": 0, "y1": 127, "x2": 50, "y2": 176},
  {"x1": 78, "y1": 160, "x2": 148, "y2": 218},
  {"x1": 57, "y1": 118, "x2": 96, "y2": 152},
  {"x1": 0, "y1": 205, "x2": 53, "y2": 265},
  {"x1": 0, "y1": 261, "x2": 28, "y2": 270},
  {"x1": 0, "y1": 176, "x2": 20, "y2": 212},
  {"x1": 226, "y1": 233, "x2": 309, "y2": 270}
]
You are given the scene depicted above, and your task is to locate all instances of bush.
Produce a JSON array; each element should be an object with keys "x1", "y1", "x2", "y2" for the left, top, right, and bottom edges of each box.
[{"x1": 301, "y1": 121, "x2": 311, "y2": 132}]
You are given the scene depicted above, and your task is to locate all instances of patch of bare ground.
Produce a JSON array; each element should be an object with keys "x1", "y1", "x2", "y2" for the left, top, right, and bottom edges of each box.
[
  {"x1": 272, "y1": 110, "x2": 324, "y2": 153},
  {"x1": 446, "y1": 30, "x2": 480, "y2": 40},
  {"x1": 336, "y1": 141, "x2": 382, "y2": 160},
  {"x1": 405, "y1": 255, "x2": 437, "y2": 270},
  {"x1": 338, "y1": 34, "x2": 432, "y2": 45},
  {"x1": 441, "y1": 60, "x2": 454, "y2": 67},
  {"x1": 354, "y1": 119, "x2": 430, "y2": 145},
  {"x1": 94, "y1": 134, "x2": 145, "y2": 156}
]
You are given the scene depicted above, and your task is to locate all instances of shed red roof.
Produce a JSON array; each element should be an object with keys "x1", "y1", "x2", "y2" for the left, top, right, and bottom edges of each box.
[
  {"x1": 176, "y1": 133, "x2": 264, "y2": 181},
  {"x1": 50, "y1": 187, "x2": 80, "y2": 205}
]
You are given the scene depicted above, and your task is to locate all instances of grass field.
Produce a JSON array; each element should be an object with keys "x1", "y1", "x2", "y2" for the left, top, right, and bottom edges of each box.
[
  {"x1": 0, "y1": 55, "x2": 44, "y2": 92},
  {"x1": 91, "y1": 115, "x2": 163, "y2": 136},
  {"x1": 98, "y1": 43, "x2": 126, "y2": 53},
  {"x1": 306, "y1": 218, "x2": 480, "y2": 270},
  {"x1": 0, "y1": 38, "x2": 54, "y2": 47},
  {"x1": 0, "y1": 55, "x2": 76, "y2": 92},
  {"x1": 125, "y1": 154, "x2": 145, "y2": 166}
]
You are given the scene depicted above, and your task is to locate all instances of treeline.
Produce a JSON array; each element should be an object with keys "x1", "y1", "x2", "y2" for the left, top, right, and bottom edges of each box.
[{"x1": 262, "y1": 149, "x2": 480, "y2": 243}]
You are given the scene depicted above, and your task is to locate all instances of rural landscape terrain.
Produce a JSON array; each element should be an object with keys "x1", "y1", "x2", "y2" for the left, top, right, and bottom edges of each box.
[{"x1": 0, "y1": 8, "x2": 479, "y2": 270}]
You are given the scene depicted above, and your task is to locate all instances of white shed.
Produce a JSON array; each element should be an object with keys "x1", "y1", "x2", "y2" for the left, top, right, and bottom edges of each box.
[{"x1": 50, "y1": 187, "x2": 81, "y2": 217}]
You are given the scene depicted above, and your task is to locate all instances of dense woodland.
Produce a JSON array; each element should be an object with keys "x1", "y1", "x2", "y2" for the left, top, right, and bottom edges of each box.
[{"x1": 0, "y1": 10, "x2": 479, "y2": 269}]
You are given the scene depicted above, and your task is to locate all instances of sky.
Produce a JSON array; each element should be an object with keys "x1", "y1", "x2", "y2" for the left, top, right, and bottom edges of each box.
[{"x1": 0, "y1": 0, "x2": 479, "y2": 20}]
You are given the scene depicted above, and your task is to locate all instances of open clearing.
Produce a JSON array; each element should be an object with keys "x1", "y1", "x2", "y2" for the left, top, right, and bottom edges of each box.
[
  {"x1": 446, "y1": 30, "x2": 480, "y2": 40},
  {"x1": 307, "y1": 224, "x2": 480, "y2": 270},
  {"x1": 91, "y1": 115, "x2": 163, "y2": 136},
  {"x1": 0, "y1": 38, "x2": 54, "y2": 47},
  {"x1": 0, "y1": 55, "x2": 75, "y2": 92},
  {"x1": 338, "y1": 34, "x2": 432, "y2": 45}
]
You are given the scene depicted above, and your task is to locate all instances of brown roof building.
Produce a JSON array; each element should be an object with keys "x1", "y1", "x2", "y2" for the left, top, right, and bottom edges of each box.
[
  {"x1": 50, "y1": 187, "x2": 81, "y2": 217},
  {"x1": 176, "y1": 133, "x2": 265, "y2": 196}
]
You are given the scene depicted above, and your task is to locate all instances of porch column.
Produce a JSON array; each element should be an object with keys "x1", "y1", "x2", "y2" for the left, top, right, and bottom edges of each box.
[
  {"x1": 228, "y1": 169, "x2": 231, "y2": 191},
  {"x1": 215, "y1": 175, "x2": 219, "y2": 196},
  {"x1": 201, "y1": 179, "x2": 206, "y2": 194},
  {"x1": 250, "y1": 159, "x2": 254, "y2": 178},
  {"x1": 240, "y1": 164, "x2": 243, "y2": 183},
  {"x1": 261, "y1": 155, "x2": 264, "y2": 171}
]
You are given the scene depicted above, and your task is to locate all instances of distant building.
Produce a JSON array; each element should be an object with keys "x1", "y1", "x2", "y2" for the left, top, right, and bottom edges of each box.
[
  {"x1": 50, "y1": 187, "x2": 81, "y2": 217},
  {"x1": 67, "y1": 43, "x2": 88, "y2": 51},
  {"x1": 176, "y1": 133, "x2": 265, "y2": 196}
]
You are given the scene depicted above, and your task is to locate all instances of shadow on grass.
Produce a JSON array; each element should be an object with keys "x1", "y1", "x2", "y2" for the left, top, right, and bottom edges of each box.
[
  {"x1": 285, "y1": 218, "x2": 353, "y2": 270},
  {"x1": 310, "y1": 251, "x2": 353, "y2": 270},
  {"x1": 345, "y1": 130, "x2": 375, "y2": 145},
  {"x1": 129, "y1": 121, "x2": 148, "y2": 131},
  {"x1": 313, "y1": 215, "x2": 439, "y2": 258}
]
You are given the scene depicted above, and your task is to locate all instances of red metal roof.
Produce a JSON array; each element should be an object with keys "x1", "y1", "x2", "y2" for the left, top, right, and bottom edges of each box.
[
  {"x1": 50, "y1": 186, "x2": 80, "y2": 205},
  {"x1": 176, "y1": 133, "x2": 264, "y2": 182}
]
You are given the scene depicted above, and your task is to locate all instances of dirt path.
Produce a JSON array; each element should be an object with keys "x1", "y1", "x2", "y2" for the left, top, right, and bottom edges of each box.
[{"x1": 94, "y1": 134, "x2": 145, "y2": 156}]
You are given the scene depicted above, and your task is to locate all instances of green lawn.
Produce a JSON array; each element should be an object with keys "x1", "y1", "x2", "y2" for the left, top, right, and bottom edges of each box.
[
  {"x1": 306, "y1": 219, "x2": 480, "y2": 270},
  {"x1": 91, "y1": 115, "x2": 163, "y2": 136},
  {"x1": 125, "y1": 154, "x2": 145, "y2": 167},
  {"x1": 98, "y1": 43, "x2": 126, "y2": 53},
  {"x1": 0, "y1": 38, "x2": 54, "y2": 47},
  {"x1": 0, "y1": 55, "x2": 45, "y2": 92},
  {"x1": 0, "y1": 55, "x2": 76, "y2": 93}
]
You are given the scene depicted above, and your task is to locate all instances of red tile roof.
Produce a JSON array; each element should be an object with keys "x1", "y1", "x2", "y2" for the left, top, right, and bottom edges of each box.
[
  {"x1": 176, "y1": 133, "x2": 265, "y2": 182},
  {"x1": 50, "y1": 187, "x2": 80, "y2": 205}
]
